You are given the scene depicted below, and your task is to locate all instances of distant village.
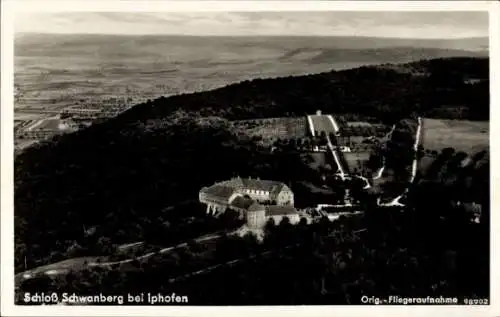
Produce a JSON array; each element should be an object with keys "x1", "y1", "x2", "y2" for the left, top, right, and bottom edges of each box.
[{"x1": 13, "y1": 85, "x2": 154, "y2": 152}]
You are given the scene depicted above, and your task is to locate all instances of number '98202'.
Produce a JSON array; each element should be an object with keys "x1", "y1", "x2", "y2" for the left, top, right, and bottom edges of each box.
[{"x1": 463, "y1": 298, "x2": 489, "y2": 305}]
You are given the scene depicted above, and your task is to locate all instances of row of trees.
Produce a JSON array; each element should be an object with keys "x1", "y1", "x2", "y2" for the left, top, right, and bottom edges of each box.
[
  {"x1": 271, "y1": 132, "x2": 381, "y2": 153},
  {"x1": 340, "y1": 125, "x2": 388, "y2": 138}
]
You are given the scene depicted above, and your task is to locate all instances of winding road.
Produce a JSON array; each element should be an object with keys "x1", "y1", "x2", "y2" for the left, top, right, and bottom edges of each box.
[
  {"x1": 17, "y1": 230, "x2": 237, "y2": 282},
  {"x1": 327, "y1": 135, "x2": 347, "y2": 180},
  {"x1": 308, "y1": 113, "x2": 390, "y2": 188},
  {"x1": 306, "y1": 113, "x2": 422, "y2": 208},
  {"x1": 88, "y1": 233, "x2": 224, "y2": 267},
  {"x1": 168, "y1": 227, "x2": 368, "y2": 283}
]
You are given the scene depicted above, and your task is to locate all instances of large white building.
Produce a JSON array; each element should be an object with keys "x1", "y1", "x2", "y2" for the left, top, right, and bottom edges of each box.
[{"x1": 199, "y1": 177, "x2": 299, "y2": 228}]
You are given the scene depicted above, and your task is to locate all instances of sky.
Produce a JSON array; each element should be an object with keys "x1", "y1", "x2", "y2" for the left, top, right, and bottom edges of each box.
[{"x1": 14, "y1": 11, "x2": 488, "y2": 39}]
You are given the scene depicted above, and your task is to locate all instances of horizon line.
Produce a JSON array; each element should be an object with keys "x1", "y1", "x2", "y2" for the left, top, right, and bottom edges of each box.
[{"x1": 15, "y1": 32, "x2": 489, "y2": 41}]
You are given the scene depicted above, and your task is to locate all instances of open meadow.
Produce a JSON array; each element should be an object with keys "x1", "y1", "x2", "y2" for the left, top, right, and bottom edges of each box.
[
  {"x1": 309, "y1": 115, "x2": 336, "y2": 134},
  {"x1": 421, "y1": 118, "x2": 488, "y2": 154}
]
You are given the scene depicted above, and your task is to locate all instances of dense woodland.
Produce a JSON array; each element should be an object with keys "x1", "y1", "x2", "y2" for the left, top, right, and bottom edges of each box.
[
  {"x1": 18, "y1": 150, "x2": 489, "y2": 303},
  {"x1": 14, "y1": 57, "x2": 490, "y2": 302},
  {"x1": 116, "y1": 57, "x2": 488, "y2": 123},
  {"x1": 14, "y1": 115, "x2": 313, "y2": 271}
]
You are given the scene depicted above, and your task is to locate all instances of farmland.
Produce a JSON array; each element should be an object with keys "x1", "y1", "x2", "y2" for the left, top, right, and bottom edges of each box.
[
  {"x1": 421, "y1": 118, "x2": 489, "y2": 154},
  {"x1": 30, "y1": 117, "x2": 69, "y2": 131}
]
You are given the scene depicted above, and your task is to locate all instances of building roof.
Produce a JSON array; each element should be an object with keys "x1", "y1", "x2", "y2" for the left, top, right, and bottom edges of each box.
[
  {"x1": 202, "y1": 177, "x2": 291, "y2": 204},
  {"x1": 265, "y1": 205, "x2": 298, "y2": 216},
  {"x1": 240, "y1": 178, "x2": 289, "y2": 196},
  {"x1": 230, "y1": 196, "x2": 255, "y2": 210},
  {"x1": 219, "y1": 178, "x2": 245, "y2": 188},
  {"x1": 248, "y1": 202, "x2": 266, "y2": 212},
  {"x1": 200, "y1": 185, "x2": 236, "y2": 201}
]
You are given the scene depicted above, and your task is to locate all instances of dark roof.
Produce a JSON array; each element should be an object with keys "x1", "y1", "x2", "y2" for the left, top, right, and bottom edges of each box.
[
  {"x1": 240, "y1": 178, "x2": 288, "y2": 196},
  {"x1": 265, "y1": 205, "x2": 298, "y2": 216},
  {"x1": 200, "y1": 185, "x2": 235, "y2": 201},
  {"x1": 219, "y1": 178, "x2": 245, "y2": 187},
  {"x1": 230, "y1": 196, "x2": 255, "y2": 210},
  {"x1": 203, "y1": 178, "x2": 291, "y2": 202}
]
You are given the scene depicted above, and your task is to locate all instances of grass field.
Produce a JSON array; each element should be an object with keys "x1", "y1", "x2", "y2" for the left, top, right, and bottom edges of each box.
[
  {"x1": 309, "y1": 115, "x2": 336, "y2": 134},
  {"x1": 14, "y1": 112, "x2": 42, "y2": 121},
  {"x1": 421, "y1": 118, "x2": 489, "y2": 154}
]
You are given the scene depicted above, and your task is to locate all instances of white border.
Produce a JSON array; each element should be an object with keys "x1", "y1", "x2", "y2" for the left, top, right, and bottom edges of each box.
[
  {"x1": 6, "y1": 0, "x2": 497, "y2": 12},
  {"x1": 2, "y1": 1, "x2": 499, "y2": 316}
]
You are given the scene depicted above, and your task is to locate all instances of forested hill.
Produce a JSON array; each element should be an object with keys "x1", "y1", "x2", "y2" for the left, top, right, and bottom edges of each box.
[
  {"x1": 113, "y1": 56, "x2": 488, "y2": 126},
  {"x1": 14, "y1": 57, "x2": 488, "y2": 272}
]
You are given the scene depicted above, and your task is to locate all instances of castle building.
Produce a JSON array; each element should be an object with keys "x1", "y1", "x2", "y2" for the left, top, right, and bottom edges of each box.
[{"x1": 199, "y1": 177, "x2": 298, "y2": 228}]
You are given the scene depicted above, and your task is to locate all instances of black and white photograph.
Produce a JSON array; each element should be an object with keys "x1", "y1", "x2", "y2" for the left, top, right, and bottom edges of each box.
[{"x1": 1, "y1": 0, "x2": 498, "y2": 315}]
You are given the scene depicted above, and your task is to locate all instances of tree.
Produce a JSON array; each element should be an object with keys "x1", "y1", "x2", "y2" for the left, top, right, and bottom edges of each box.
[
  {"x1": 66, "y1": 242, "x2": 84, "y2": 258},
  {"x1": 299, "y1": 217, "x2": 308, "y2": 227},
  {"x1": 303, "y1": 138, "x2": 310, "y2": 150},
  {"x1": 328, "y1": 132, "x2": 335, "y2": 142},
  {"x1": 264, "y1": 217, "x2": 276, "y2": 237},
  {"x1": 188, "y1": 239, "x2": 204, "y2": 254},
  {"x1": 296, "y1": 138, "x2": 303, "y2": 148},
  {"x1": 280, "y1": 216, "x2": 291, "y2": 227}
]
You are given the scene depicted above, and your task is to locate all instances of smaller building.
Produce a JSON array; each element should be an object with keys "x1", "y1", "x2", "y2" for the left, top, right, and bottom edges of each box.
[
  {"x1": 265, "y1": 205, "x2": 301, "y2": 226},
  {"x1": 246, "y1": 203, "x2": 267, "y2": 229},
  {"x1": 246, "y1": 203, "x2": 301, "y2": 229}
]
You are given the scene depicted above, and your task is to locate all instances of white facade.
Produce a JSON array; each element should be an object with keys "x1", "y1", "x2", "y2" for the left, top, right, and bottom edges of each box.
[{"x1": 276, "y1": 189, "x2": 294, "y2": 206}]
